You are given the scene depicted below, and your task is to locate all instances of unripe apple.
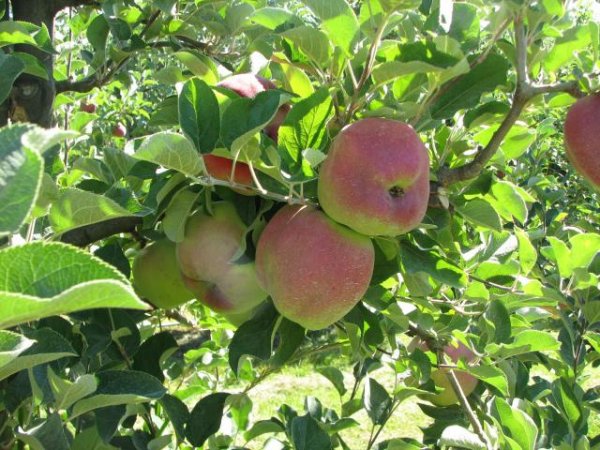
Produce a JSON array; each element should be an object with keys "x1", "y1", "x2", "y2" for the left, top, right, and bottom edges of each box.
[
  {"x1": 217, "y1": 73, "x2": 289, "y2": 141},
  {"x1": 318, "y1": 118, "x2": 430, "y2": 237},
  {"x1": 79, "y1": 102, "x2": 96, "y2": 113},
  {"x1": 176, "y1": 202, "x2": 267, "y2": 314},
  {"x1": 255, "y1": 205, "x2": 375, "y2": 330},
  {"x1": 202, "y1": 154, "x2": 255, "y2": 195},
  {"x1": 132, "y1": 239, "x2": 195, "y2": 309},
  {"x1": 408, "y1": 338, "x2": 479, "y2": 406},
  {"x1": 112, "y1": 123, "x2": 127, "y2": 138},
  {"x1": 564, "y1": 93, "x2": 600, "y2": 187}
]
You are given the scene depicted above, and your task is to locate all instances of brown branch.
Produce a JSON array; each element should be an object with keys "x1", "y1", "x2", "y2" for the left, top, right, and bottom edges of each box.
[
  {"x1": 435, "y1": 15, "x2": 584, "y2": 188},
  {"x1": 59, "y1": 216, "x2": 142, "y2": 247}
]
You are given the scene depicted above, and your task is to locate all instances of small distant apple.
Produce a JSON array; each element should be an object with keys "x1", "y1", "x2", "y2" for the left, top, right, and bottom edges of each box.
[
  {"x1": 79, "y1": 102, "x2": 96, "y2": 113},
  {"x1": 112, "y1": 123, "x2": 127, "y2": 138}
]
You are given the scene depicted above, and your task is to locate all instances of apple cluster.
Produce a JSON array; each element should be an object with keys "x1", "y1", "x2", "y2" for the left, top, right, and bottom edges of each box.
[{"x1": 133, "y1": 73, "x2": 431, "y2": 332}]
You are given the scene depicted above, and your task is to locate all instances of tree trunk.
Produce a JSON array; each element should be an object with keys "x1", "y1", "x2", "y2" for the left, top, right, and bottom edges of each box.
[{"x1": 1, "y1": 0, "x2": 57, "y2": 127}]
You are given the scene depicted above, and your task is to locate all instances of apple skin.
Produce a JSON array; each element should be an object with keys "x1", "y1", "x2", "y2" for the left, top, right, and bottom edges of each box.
[
  {"x1": 564, "y1": 93, "x2": 600, "y2": 187},
  {"x1": 112, "y1": 123, "x2": 127, "y2": 138},
  {"x1": 317, "y1": 118, "x2": 430, "y2": 237},
  {"x1": 202, "y1": 154, "x2": 255, "y2": 195},
  {"x1": 408, "y1": 338, "x2": 479, "y2": 406},
  {"x1": 132, "y1": 239, "x2": 195, "y2": 309},
  {"x1": 255, "y1": 205, "x2": 375, "y2": 330},
  {"x1": 79, "y1": 102, "x2": 96, "y2": 113},
  {"x1": 176, "y1": 202, "x2": 267, "y2": 314},
  {"x1": 217, "y1": 73, "x2": 289, "y2": 141}
]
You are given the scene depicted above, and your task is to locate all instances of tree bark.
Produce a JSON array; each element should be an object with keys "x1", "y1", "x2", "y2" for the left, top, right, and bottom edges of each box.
[{"x1": 1, "y1": 0, "x2": 57, "y2": 127}]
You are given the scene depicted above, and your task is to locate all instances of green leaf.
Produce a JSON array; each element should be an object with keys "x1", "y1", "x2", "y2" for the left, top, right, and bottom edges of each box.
[
  {"x1": 0, "y1": 242, "x2": 147, "y2": 329},
  {"x1": 244, "y1": 420, "x2": 285, "y2": 442},
  {"x1": 0, "y1": 124, "x2": 43, "y2": 236},
  {"x1": 0, "y1": 21, "x2": 52, "y2": 50},
  {"x1": 134, "y1": 132, "x2": 203, "y2": 177},
  {"x1": 318, "y1": 367, "x2": 347, "y2": 397},
  {"x1": 278, "y1": 87, "x2": 333, "y2": 179},
  {"x1": 400, "y1": 241, "x2": 467, "y2": 288},
  {"x1": 544, "y1": 26, "x2": 591, "y2": 72},
  {"x1": 431, "y1": 53, "x2": 509, "y2": 119},
  {"x1": 49, "y1": 371, "x2": 98, "y2": 411},
  {"x1": 162, "y1": 188, "x2": 200, "y2": 243},
  {"x1": 466, "y1": 365, "x2": 509, "y2": 396},
  {"x1": 569, "y1": 233, "x2": 600, "y2": 271},
  {"x1": 282, "y1": 26, "x2": 332, "y2": 66},
  {"x1": 546, "y1": 236, "x2": 572, "y2": 278},
  {"x1": 175, "y1": 51, "x2": 218, "y2": 84},
  {"x1": 249, "y1": 7, "x2": 296, "y2": 30},
  {"x1": 132, "y1": 331, "x2": 178, "y2": 382},
  {"x1": 583, "y1": 302, "x2": 600, "y2": 326},
  {"x1": 302, "y1": 0, "x2": 359, "y2": 57},
  {"x1": 228, "y1": 303, "x2": 278, "y2": 374},
  {"x1": 160, "y1": 395, "x2": 189, "y2": 442},
  {"x1": 493, "y1": 398, "x2": 538, "y2": 450},
  {"x1": 552, "y1": 378, "x2": 584, "y2": 431},
  {"x1": 456, "y1": 199, "x2": 502, "y2": 231},
  {"x1": 489, "y1": 180, "x2": 528, "y2": 224},
  {"x1": 515, "y1": 229, "x2": 537, "y2": 275},
  {"x1": 16, "y1": 413, "x2": 70, "y2": 450},
  {"x1": 0, "y1": 53, "x2": 25, "y2": 103},
  {"x1": 270, "y1": 318, "x2": 305, "y2": 367},
  {"x1": 439, "y1": 425, "x2": 486, "y2": 450},
  {"x1": 486, "y1": 330, "x2": 560, "y2": 358},
  {"x1": 87, "y1": 15, "x2": 109, "y2": 51},
  {"x1": 221, "y1": 90, "x2": 287, "y2": 152},
  {"x1": 0, "y1": 330, "x2": 35, "y2": 371},
  {"x1": 178, "y1": 78, "x2": 220, "y2": 153},
  {"x1": 291, "y1": 414, "x2": 332, "y2": 450},
  {"x1": 0, "y1": 328, "x2": 76, "y2": 381},
  {"x1": 363, "y1": 378, "x2": 392, "y2": 425},
  {"x1": 49, "y1": 188, "x2": 138, "y2": 235},
  {"x1": 70, "y1": 370, "x2": 166, "y2": 419},
  {"x1": 185, "y1": 393, "x2": 230, "y2": 447}
]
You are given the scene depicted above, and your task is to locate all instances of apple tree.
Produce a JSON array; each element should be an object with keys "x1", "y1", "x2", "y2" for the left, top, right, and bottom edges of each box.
[{"x1": 0, "y1": 0, "x2": 599, "y2": 449}]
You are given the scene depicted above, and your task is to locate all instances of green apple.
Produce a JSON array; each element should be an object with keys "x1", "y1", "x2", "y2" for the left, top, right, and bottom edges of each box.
[
  {"x1": 255, "y1": 204, "x2": 375, "y2": 330},
  {"x1": 318, "y1": 118, "x2": 430, "y2": 236},
  {"x1": 132, "y1": 239, "x2": 194, "y2": 309},
  {"x1": 176, "y1": 202, "x2": 267, "y2": 315}
]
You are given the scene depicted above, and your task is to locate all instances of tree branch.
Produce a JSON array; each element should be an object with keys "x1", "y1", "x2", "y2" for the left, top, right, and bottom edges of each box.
[
  {"x1": 59, "y1": 216, "x2": 142, "y2": 247},
  {"x1": 435, "y1": 15, "x2": 584, "y2": 188}
]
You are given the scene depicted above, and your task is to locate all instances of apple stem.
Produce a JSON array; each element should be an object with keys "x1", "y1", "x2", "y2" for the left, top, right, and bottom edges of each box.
[{"x1": 247, "y1": 161, "x2": 268, "y2": 195}]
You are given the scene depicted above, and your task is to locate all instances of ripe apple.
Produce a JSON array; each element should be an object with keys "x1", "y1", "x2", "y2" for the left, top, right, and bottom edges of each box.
[
  {"x1": 79, "y1": 102, "x2": 96, "y2": 113},
  {"x1": 112, "y1": 123, "x2": 127, "y2": 138},
  {"x1": 564, "y1": 93, "x2": 600, "y2": 187},
  {"x1": 132, "y1": 239, "x2": 195, "y2": 309},
  {"x1": 217, "y1": 73, "x2": 290, "y2": 141},
  {"x1": 202, "y1": 154, "x2": 255, "y2": 195},
  {"x1": 317, "y1": 118, "x2": 430, "y2": 237},
  {"x1": 408, "y1": 338, "x2": 479, "y2": 406},
  {"x1": 255, "y1": 204, "x2": 375, "y2": 330},
  {"x1": 176, "y1": 202, "x2": 267, "y2": 314}
]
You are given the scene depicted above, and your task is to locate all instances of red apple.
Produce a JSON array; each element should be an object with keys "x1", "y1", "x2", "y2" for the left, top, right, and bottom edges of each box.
[
  {"x1": 176, "y1": 202, "x2": 267, "y2": 314},
  {"x1": 255, "y1": 204, "x2": 375, "y2": 330},
  {"x1": 202, "y1": 154, "x2": 255, "y2": 195},
  {"x1": 112, "y1": 123, "x2": 127, "y2": 138},
  {"x1": 317, "y1": 118, "x2": 430, "y2": 237},
  {"x1": 217, "y1": 73, "x2": 290, "y2": 141},
  {"x1": 79, "y1": 102, "x2": 96, "y2": 113},
  {"x1": 564, "y1": 93, "x2": 600, "y2": 187}
]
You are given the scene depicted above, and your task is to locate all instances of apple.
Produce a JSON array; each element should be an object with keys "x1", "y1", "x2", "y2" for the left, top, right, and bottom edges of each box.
[
  {"x1": 132, "y1": 239, "x2": 195, "y2": 309},
  {"x1": 217, "y1": 73, "x2": 290, "y2": 141},
  {"x1": 176, "y1": 202, "x2": 267, "y2": 314},
  {"x1": 202, "y1": 154, "x2": 255, "y2": 195},
  {"x1": 79, "y1": 102, "x2": 96, "y2": 113},
  {"x1": 255, "y1": 204, "x2": 375, "y2": 330},
  {"x1": 112, "y1": 123, "x2": 127, "y2": 138},
  {"x1": 317, "y1": 118, "x2": 430, "y2": 237},
  {"x1": 564, "y1": 93, "x2": 600, "y2": 187},
  {"x1": 408, "y1": 338, "x2": 479, "y2": 406}
]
